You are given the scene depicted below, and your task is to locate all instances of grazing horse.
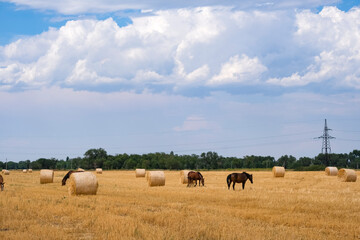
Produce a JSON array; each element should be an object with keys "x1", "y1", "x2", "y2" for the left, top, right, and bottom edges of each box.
[
  {"x1": 187, "y1": 171, "x2": 205, "y2": 187},
  {"x1": 61, "y1": 170, "x2": 83, "y2": 186},
  {"x1": 227, "y1": 172, "x2": 253, "y2": 190},
  {"x1": 0, "y1": 174, "x2": 4, "y2": 191}
]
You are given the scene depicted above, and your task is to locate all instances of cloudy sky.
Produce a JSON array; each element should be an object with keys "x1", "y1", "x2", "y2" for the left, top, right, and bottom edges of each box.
[{"x1": 1, "y1": 0, "x2": 360, "y2": 162}]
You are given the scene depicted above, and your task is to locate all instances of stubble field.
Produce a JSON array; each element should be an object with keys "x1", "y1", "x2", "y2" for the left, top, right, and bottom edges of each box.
[{"x1": 0, "y1": 170, "x2": 359, "y2": 240}]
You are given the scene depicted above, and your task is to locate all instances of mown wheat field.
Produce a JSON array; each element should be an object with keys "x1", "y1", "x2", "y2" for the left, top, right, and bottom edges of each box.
[{"x1": 0, "y1": 170, "x2": 359, "y2": 240}]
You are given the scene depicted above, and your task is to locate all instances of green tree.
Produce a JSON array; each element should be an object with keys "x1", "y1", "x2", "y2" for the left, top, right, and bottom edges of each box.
[
  {"x1": 55, "y1": 160, "x2": 67, "y2": 170},
  {"x1": 123, "y1": 157, "x2": 138, "y2": 169},
  {"x1": 277, "y1": 155, "x2": 296, "y2": 169},
  {"x1": 18, "y1": 161, "x2": 28, "y2": 169},
  {"x1": 199, "y1": 151, "x2": 220, "y2": 169},
  {"x1": 83, "y1": 148, "x2": 108, "y2": 169},
  {"x1": 349, "y1": 150, "x2": 360, "y2": 169}
]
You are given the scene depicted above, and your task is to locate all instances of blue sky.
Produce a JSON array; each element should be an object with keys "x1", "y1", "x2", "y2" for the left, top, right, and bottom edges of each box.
[{"x1": 1, "y1": 0, "x2": 360, "y2": 162}]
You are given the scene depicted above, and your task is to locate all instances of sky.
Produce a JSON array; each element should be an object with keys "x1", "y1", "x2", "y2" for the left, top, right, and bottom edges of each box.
[{"x1": 1, "y1": 0, "x2": 360, "y2": 162}]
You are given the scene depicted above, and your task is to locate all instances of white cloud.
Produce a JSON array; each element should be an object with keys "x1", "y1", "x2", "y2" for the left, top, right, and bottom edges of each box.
[
  {"x1": 65, "y1": 59, "x2": 118, "y2": 85},
  {"x1": 268, "y1": 7, "x2": 360, "y2": 89},
  {"x1": 173, "y1": 116, "x2": 218, "y2": 132},
  {"x1": 2, "y1": 6, "x2": 360, "y2": 92},
  {"x1": 1, "y1": 7, "x2": 290, "y2": 91},
  {"x1": 208, "y1": 54, "x2": 267, "y2": 85},
  {"x1": 4, "y1": 0, "x2": 340, "y2": 14}
]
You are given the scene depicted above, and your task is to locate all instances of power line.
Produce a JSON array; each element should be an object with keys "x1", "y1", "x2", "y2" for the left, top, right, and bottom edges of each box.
[
  {"x1": 334, "y1": 129, "x2": 360, "y2": 133},
  {"x1": 1, "y1": 137, "x2": 316, "y2": 156},
  {"x1": 0, "y1": 130, "x2": 319, "y2": 150},
  {"x1": 336, "y1": 138, "x2": 360, "y2": 142}
]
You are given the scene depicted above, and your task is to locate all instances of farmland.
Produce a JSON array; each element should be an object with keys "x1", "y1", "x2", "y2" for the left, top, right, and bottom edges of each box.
[{"x1": 0, "y1": 170, "x2": 359, "y2": 239}]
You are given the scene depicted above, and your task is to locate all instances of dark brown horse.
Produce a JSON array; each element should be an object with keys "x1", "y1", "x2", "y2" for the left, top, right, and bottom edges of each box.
[
  {"x1": 61, "y1": 170, "x2": 83, "y2": 186},
  {"x1": 227, "y1": 172, "x2": 253, "y2": 190},
  {"x1": 187, "y1": 171, "x2": 204, "y2": 187},
  {"x1": 0, "y1": 174, "x2": 4, "y2": 191}
]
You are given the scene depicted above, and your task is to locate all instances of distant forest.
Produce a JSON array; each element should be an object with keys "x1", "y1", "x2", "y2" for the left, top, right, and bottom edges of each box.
[{"x1": 1, "y1": 148, "x2": 360, "y2": 171}]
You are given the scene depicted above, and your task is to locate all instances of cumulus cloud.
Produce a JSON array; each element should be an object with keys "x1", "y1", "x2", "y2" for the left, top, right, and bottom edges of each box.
[
  {"x1": 2, "y1": 5, "x2": 360, "y2": 93},
  {"x1": 267, "y1": 7, "x2": 360, "y2": 89},
  {"x1": 208, "y1": 54, "x2": 267, "y2": 85},
  {"x1": 0, "y1": 7, "x2": 290, "y2": 91},
  {"x1": 4, "y1": 0, "x2": 339, "y2": 14}
]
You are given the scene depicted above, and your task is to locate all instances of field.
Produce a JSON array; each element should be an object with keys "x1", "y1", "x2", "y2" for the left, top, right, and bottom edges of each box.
[{"x1": 0, "y1": 170, "x2": 359, "y2": 240}]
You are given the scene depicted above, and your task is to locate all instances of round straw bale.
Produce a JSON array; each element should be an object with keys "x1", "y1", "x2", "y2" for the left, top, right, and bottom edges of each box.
[
  {"x1": 40, "y1": 169, "x2": 54, "y2": 184},
  {"x1": 68, "y1": 172, "x2": 98, "y2": 195},
  {"x1": 180, "y1": 170, "x2": 192, "y2": 184},
  {"x1": 272, "y1": 166, "x2": 285, "y2": 177},
  {"x1": 135, "y1": 169, "x2": 146, "y2": 178},
  {"x1": 23, "y1": 169, "x2": 27, "y2": 173},
  {"x1": 28, "y1": 169, "x2": 32, "y2": 173},
  {"x1": 96, "y1": 168, "x2": 102, "y2": 174},
  {"x1": 147, "y1": 171, "x2": 165, "y2": 187},
  {"x1": 338, "y1": 168, "x2": 357, "y2": 182},
  {"x1": 325, "y1": 166, "x2": 338, "y2": 176},
  {"x1": 77, "y1": 168, "x2": 85, "y2": 172},
  {"x1": 3, "y1": 170, "x2": 10, "y2": 175}
]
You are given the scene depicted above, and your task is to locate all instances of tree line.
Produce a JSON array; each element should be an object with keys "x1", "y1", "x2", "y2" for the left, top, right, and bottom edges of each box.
[{"x1": 1, "y1": 148, "x2": 360, "y2": 171}]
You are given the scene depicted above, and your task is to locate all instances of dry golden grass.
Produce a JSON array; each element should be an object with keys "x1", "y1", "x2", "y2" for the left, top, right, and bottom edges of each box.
[{"x1": 0, "y1": 170, "x2": 360, "y2": 240}]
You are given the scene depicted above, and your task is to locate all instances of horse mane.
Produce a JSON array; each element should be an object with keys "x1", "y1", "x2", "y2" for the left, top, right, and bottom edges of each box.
[
  {"x1": 62, "y1": 170, "x2": 82, "y2": 186},
  {"x1": 197, "y1": 171, "x2": 204, "y2": 179},
  {"x1": 242, "y1": 171, "x2": 251, "y2": 178}
]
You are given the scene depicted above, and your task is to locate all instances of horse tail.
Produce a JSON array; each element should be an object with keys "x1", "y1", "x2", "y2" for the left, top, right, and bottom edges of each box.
[{"x1": 227, "y1": 174, "x2": 231, "y2": 189}]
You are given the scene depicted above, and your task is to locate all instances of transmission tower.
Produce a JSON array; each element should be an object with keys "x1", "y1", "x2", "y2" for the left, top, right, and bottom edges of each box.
[{"x1": 315, "y1": 119, "x2": 335, "y2": 165}]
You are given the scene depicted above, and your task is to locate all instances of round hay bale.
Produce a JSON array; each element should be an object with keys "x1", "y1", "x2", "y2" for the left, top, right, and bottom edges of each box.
[
  {"x1": 28, "y1": 169, "x2": 32, "y2": 173},
  {"x1": 3, "y1": 170, "x2": 10, "y2": 175},
  {"x1": 272, "y1": 166, "x2": 285, "y2": 177},
  {"x1": 68, "y1": 172, "x2": 98, "y2": 195},
  {"x1": 40, "y1": 169, "x2": 54, "y2": 184},
  {"x1": 147, "y1": 171, "x2": 165, "y2": 187},
  {"x1": 23, "y1": 169, "x2": 27, "y2": 173},
  {"x1": 77, "y1": 168, "x2": 85, "y2": 172},
  {"x1": 96, "y1": 168, "x2": 102, "y2": 174},
  {"x1": 338, "y1": 168, "x2": 357, "y2": 182},
  {"x1": 325, "y1": 166, "x2": 338, "y2": 176},
  {"x1": 135, "y1": 169, "x2": 146, "y2": 178},
  {"x1": 180, "y1": 170, "x2": 192, "y2": 184}
]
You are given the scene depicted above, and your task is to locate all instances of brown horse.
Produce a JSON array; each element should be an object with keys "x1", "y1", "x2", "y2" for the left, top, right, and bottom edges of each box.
[
  {"x1": 227, "y1": 172, "x2": 253, "y2": 190},
  {"x1": 61, "y1": 170, "x2": 83, "y2": 186},
  {"x1": 187, "y1": 171, "x2": 205, "y2": 187},
  {"x1": 0, "y1": 174, "x2": 4, "y2": 191}
]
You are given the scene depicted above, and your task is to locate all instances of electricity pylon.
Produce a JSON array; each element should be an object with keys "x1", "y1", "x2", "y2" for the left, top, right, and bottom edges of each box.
[{"x1": 315, "y1": 119, "x2": 335, "y2": 165}]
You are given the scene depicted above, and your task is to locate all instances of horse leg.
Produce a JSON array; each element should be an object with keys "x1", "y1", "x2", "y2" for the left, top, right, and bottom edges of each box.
[
  {"x1": 242, "y1": 182, "x2": 245, "y2": 190},
  {"x1": 232, "y1": 182, "x2": 235, "y2": 190}
]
